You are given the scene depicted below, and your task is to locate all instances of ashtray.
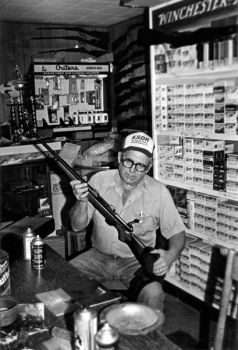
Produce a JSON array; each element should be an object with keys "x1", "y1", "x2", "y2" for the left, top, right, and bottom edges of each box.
[
  {"x1": 103, "y1": 302, "x2": 164, "y2": 335},
  {"x1": 0, "y1": 296, "x2": 19, "y2": 327}
]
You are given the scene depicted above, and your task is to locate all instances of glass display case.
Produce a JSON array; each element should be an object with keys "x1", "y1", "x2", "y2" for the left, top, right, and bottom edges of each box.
[
  {"x1": 0, "y1": 141, "x2": 61, "y2": 222},
  {"x1": 0, "y1": 159, "x2": 52, "y2": 222}
]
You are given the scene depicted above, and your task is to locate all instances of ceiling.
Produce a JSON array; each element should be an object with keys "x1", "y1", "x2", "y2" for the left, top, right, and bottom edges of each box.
[{"x1": 0, "y1": 0, "x2": 168, "y2": 27}]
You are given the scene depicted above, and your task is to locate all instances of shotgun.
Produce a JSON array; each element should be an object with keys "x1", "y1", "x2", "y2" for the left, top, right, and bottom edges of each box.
[
  {"x1": 31, "y1": 36, "x2": 108, "y2": 51},
  {"x1": 39, "y1": 47, "x2": 108, "y2": 57},
  {"x1": 116, "y1": 50, "x2": 145, "y2": 72},
  {"x1": 114, "y1": 39, "x2": 141, "y2": 62},
  {"x1": 116, "y1": 84, "x2": 145, "y2": 106},
  {"x1": 36, "y1": 26, "x2": 109, "y2": 41},
  {"x1": 116, "y1": 101, "x2": 143, "y2": 114},
  {"x1": 30, "y1": 133, "x2": 159, "y2": 277},
  {"x1": 115, "y1": 75, "x2": 146, "y2": 93},
  {"x1": 115, "y1": 61, "x2": 146, "y2": 82}
]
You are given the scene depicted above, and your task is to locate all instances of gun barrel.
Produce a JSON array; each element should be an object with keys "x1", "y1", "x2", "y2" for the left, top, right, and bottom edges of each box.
[{"x1": 33, "y1": 133, "x2": 133, "y2": 233}]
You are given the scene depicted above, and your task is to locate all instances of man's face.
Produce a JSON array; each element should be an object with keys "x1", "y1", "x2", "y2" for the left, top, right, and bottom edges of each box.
[{"x1": 118, "y1": 150, "x2": 151, "y2": 187}]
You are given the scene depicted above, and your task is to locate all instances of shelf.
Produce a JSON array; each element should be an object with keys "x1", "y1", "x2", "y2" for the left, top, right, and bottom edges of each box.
[
  {"x1": 155, "y1": 65, "x2": 238, "y2": 83},
  {"x1": 165, "y1": 275, "x2": 221, "y2": 312},
  {"x1": 165, "y1": 275, "x2": 206, "y2": 302},
  {"x1": 156, "y1": 177, "x2": 238, "y2": 201},
  {"x1": 156, "y1": 130, "x2": 238, "y2": 141},
  {"x1": 0, "y1": 141, "x2": 62, "y2": 157},
  {"x1": 186, "y1": 229, "x2": 238, "y2": 250},
  {"x1": 53, "y1": 126, "x2": 91, "y2": 133},
  {"x1": 165, "y1": 275, "x2": 237, "y2": 320}
]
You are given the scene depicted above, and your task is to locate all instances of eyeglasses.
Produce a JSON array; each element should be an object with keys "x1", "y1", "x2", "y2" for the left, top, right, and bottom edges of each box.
[{"x1": 120, "y1": 157, "x2": 149, "y2": 172}]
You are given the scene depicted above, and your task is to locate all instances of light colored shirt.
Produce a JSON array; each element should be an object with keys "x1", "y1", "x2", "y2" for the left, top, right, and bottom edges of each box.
[{"x1": 86, "y1": 169, "x2": 186, "y2": 258}]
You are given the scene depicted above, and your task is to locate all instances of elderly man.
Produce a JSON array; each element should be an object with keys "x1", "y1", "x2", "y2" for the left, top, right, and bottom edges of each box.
[{"x1": 69, "y1": 131, "x2": 186, "y2": 310}]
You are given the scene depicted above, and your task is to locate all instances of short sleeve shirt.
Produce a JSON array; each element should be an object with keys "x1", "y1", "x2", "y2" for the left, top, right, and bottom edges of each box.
[{"x1": 87, "y1": 169, "x2": 186, "y2": 258}]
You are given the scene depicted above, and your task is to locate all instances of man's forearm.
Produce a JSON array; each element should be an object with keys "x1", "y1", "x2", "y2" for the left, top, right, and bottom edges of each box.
[
  {"x1": 167, "y1": 231, "x2": 186, "y2": 263},
  {"x1": 69, "y1": 200, "x2": 89, "y2": 231}
]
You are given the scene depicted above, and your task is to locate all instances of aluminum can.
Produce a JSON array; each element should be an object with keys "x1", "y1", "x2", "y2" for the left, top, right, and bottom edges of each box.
[
  {"x1": 74, "y1": 307, "x2": 97, "y2": 350},
  {"x1": 23, "y1": 227, "x2": 35, "y2": 260},
  {"x1": 31, "y1": 235, "x2": 46, "y2": 270},
  {"x1": 0, "y1": 250, "x2": 11, "y2": 295},
  {"x1": 95, "y1": 322, "x2": 118, "y2": 350}
]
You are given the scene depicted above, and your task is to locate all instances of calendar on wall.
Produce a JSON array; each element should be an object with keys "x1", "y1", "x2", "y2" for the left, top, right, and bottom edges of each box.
[{"x1": 28, "y1": 62, "x2": 112, "y2": 131}]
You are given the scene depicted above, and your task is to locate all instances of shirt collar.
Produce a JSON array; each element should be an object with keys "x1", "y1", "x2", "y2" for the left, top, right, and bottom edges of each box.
[{"x1": 113, "y1": 170, "x2": 147, "y2": 196}]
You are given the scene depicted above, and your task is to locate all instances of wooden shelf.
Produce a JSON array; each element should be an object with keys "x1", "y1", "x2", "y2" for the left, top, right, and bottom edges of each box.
[{"x1": 53, "y1": 126, "x2": 91, "y2": 133}]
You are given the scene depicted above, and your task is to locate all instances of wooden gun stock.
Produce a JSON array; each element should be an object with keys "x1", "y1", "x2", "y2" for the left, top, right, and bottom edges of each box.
[{"x1": 126, "y1": 233, "x2": 160, "y2": 277}]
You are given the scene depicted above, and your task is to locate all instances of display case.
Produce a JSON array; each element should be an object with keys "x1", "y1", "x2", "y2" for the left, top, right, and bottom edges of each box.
[
  {"x1": 27, "y1": 61, "x2": 113, "y2": 136},
  {"x1": 0, "y1": 142, "x2": 61, "y2": 222},
  {"x1": 149, "y1": 0, "x2": 238, "y2": 311}
]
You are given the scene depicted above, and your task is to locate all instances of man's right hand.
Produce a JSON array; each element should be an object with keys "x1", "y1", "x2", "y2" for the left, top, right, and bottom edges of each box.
[{"x1": 70, "y1": 179, "x2": 89, "y2": 202}]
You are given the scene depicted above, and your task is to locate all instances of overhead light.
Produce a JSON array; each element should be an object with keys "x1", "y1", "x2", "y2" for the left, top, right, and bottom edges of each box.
[
  {"x1": 119, "y1": 0, "x2": 145, "y2": 8},
  {"x1": 119, "y1": 0, "x2": 160, "y2": 7}
]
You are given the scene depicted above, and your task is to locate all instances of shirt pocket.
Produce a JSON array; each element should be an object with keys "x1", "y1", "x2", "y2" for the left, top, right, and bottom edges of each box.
[{"x1": 133, "y1": 215, "x2": 158, "y2": 246}]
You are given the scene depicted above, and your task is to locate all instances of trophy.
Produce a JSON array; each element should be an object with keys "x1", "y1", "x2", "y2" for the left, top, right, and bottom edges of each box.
[{"x1": 0, "y1": 65, "x2": 37, "y2": 143}]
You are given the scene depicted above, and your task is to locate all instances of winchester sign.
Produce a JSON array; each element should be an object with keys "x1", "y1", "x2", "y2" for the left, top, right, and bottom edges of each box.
[{"x1": 152, "y1": 0, "x2": 238, "y2": 29}]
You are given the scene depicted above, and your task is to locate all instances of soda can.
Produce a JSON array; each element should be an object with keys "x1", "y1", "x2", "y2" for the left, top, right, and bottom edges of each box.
[
  {"x1": 0, "y1": 250, "x2": 11, "y2": 295},
  {"x1": 95, "y1": 322, "x2": 119, "y2": 349},
  {"x1": 74, "y1": 307, "x2": 97, "y2": 350},
  {"x1": 23, "y1": 227, "x2": 35, "y2": 260},
  {"x1": 31, "y1": 235, "x2": 46, "y2": 270}
]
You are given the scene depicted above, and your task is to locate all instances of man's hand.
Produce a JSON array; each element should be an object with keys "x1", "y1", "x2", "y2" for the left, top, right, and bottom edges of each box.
[
  {"x1": 151, "y1": 249, "x2": 174, "y2": 276},
  {"x1": 117, "y1": 226, "x2": 131, "y2": 242},
  {"x1": 70, "y1": 179, "x2": 89, "y2": 201},
  {"x1": 69, "y1": 178, "x2": 89, "y2": 232}
]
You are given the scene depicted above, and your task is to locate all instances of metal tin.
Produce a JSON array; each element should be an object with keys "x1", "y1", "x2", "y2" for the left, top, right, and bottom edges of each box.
[
  {"x1": 31, "y1": 235, "x2": 46, "y2": 270},
  {"x1": 0, "y1": 250, "x2": 11, "y2": 295},
  {"x1": 95, "y1": 322, "x2": 118, "y2": 349},
  {"x1": 74, "y1": 307, "x2": 97, "y2": 350},
  {"x1": 23, "y1": 227, "x2": 35, "y2": 260}
]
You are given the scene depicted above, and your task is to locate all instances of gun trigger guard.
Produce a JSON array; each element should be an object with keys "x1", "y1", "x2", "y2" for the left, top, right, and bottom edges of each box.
[{"x1": 117, "y1": 225, "x2": 132, "y2": 242}]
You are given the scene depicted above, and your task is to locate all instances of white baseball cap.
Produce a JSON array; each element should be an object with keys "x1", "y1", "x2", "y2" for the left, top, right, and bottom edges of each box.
[{"x1": 122, "y1": 132, "x2": 154, "y2": 157}]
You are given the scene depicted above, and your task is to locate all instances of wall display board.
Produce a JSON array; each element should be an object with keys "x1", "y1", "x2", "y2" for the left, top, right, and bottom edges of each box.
[
  {"x1": 28, "y1": 62, "x2": 112, "y2": 133},
  {"x1": 149, "y1": 0, "x2": 238, "y2": 315}
]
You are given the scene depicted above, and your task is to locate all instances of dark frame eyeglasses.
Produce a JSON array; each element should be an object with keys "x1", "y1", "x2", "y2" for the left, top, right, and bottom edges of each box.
[{"x1": 120, "y1": 157, "x2": 149, "y2": 172}]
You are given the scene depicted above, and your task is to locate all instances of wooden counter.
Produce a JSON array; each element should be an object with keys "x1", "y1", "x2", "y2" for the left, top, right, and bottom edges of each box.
[{"x1": 7, "y1": 244, "x2": 182, "y2": 350}]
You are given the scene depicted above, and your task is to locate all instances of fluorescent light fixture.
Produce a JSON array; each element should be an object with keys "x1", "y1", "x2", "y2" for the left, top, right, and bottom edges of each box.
[{"x1": 120, "y1": 0, "x2": 162, "y2": 7}]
